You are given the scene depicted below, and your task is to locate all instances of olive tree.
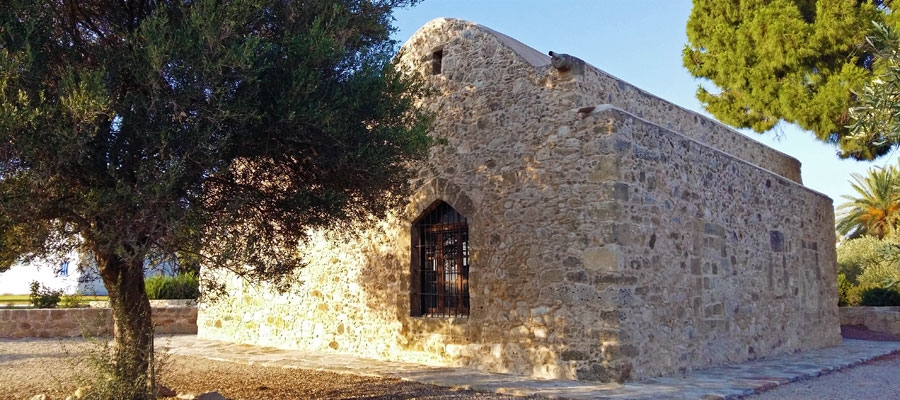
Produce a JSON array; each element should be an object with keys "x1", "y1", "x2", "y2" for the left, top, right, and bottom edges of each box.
[{"x1": 0, "y1": 0, "x2": 431, "y2": 395}]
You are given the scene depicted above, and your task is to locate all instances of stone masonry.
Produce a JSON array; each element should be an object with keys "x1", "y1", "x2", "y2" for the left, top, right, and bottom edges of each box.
[
  {"x1": 198, "y1": 18, "x2": 841, "y2": 382},
  {"x1": 0, "y1": 306, "x2": 197, "y2": 338},
  {"x1": 841, "y1": 307, "x2": 900, "y2": 335}
]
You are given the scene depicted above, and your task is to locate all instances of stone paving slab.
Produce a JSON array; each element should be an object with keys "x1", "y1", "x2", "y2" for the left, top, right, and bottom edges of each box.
[{"x1": 160, "y1": 336, "x2": 900, "y2": 399}]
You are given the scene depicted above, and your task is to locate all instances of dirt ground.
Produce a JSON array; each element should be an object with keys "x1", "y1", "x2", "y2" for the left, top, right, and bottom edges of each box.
[
  {"x1": 0, "y1": 338, "x2": 542, "y2": 400},
  {"x1": 1, "y1": 326, "x2": 898, "y2": 400}
]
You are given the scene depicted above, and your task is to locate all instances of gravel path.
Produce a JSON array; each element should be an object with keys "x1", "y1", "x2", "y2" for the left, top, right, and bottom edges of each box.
[
  {"x1": 743, "y1": 326, "x2": 900, "y2": 400},
  {"x1": 745, "y1": 352, "x2": 900, "y2": 399},
  {"x1": 2, "y1": 327, "x2": 899, "y2": 400}
]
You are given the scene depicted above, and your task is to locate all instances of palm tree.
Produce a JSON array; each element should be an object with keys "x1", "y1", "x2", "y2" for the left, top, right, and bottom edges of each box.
[{"x1": 836, "y1": 164, "x2": 900, "y2": 240}]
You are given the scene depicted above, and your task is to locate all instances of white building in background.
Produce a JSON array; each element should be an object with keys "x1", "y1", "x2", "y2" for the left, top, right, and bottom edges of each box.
[
  {"x1": 0, "y1": 253, "x2": 178, "y2": 296},
  {"x1": 0, "y1": 251, "x2": 107, "y2": 295}
]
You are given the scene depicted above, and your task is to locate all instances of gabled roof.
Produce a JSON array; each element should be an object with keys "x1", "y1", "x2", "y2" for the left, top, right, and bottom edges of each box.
[
  {"x1": 477, "y1": 24, "x2": 551, "y2": 68},
  {"x1": 401, "y1": 18, "x2": 806, "y2": 185}
]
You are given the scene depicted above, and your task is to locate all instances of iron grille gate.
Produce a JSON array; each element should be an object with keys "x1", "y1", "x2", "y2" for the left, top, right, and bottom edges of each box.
[{"x1": 414, "y1": 202, "x2": 469, "y2": 317}]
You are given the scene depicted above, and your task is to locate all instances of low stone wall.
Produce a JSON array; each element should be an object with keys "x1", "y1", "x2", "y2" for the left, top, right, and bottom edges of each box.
[
  {"x1": 840, "y1": 307, "x2": 900, "y2": 335},
  {"x1": 0, "y1": 306, "x2": 197, "y2": 338}
]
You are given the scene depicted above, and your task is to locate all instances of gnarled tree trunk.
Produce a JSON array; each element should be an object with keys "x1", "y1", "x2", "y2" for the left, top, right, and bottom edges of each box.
[{"x1": 96, "y1": 250, "x2": 154, "y2": 393}]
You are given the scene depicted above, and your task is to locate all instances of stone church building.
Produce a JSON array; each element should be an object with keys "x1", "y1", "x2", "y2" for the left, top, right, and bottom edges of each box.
[{"x1": 198, "y1": 18, "x2": 841, "y2": 382}]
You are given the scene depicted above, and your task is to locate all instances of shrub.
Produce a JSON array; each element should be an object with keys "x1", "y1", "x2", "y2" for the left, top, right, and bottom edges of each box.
[
  {"x1": 836, "y1": 236, "x2": 900, "y2": 306},
  {"x1": 859, "y1": 287, "x2": 900, "y2": 306},
  {"x1": 145, "y1": 273, "x2": 199, "y2": 300},
  {"x1": 845, "y1": 285, "x2": 868, "y2": 306},
  {"x1": 838, "y1": 274, "x2": 855, "y2": 306},
  {"x1": 839, "y1": 282, "x2": 872, "y2": 306},
  {"x1": 60, "y1": 311, "x2": 169, "y2": 400},
  {"x1": 857, "y1": 258, "x2": 900, "y2": 289},
  {"x1": 837, "y1": 236, "x2": 895, "y2": 284},
  {"x1": 61, "y1": 292, "x2": 83, "y2": 308},
  {"x1": 29, "y1": 281, "x2": 62, "y2": 308}
]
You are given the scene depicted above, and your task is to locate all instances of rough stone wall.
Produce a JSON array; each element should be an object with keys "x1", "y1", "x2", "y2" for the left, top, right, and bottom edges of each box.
[
  {"x1": 198, "y1": 17, "x2": 839, "y2": 382},
  {"x1": 840, "y1": 307, "x2": 900, "y2": 334},
  {"x1": 402, "y1": 18, "x2": 802, "y2": 183},
  {"x1": 564, "y1": 107, "x2": 840, "y2": 379},
  {"x1": 199, "y1": 221, "x2": 423, "y2": 363},
  {"x1": 572, "y1": 68, "x2": 802, "y2": 183},
  {"x1": 0, "y1": 306, "x2": 197, "y2": 338},
  {"x1": 201, "y1": 17, "x2": 624, "y2": 379}
]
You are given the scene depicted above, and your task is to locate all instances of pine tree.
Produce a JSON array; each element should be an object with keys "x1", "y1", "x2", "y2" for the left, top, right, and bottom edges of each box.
[{"x1": 684, "y1": 0, "x2": 897, "y2": 160}]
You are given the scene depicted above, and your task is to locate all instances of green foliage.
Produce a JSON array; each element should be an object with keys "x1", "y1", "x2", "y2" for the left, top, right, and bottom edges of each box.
[
  {"x1": 61, "y1": 292, "x2": 83, "y2": 308},
  {"x1": 61, "y1": 317, "x2": 167, "y2": 400},
  {"x1": 145, "y1": 273, "x2": 199, "y2": 300},
  {"x1": 0, "y1": 294, "x2": 106, "y2": 307},
  {"x1": 848, "y1": 22, "x2": 900, "y2": 154},
  {"x1": 836, "y1": 235, "x2": 900, "y2": 305},
  {"x1": 28, "y1": 280, "x2": 61, "y2": 308},
  {"x1": 0, "y1": 0, "x2": 429, "y2": 388},
  {"x1": 74, "y1": 343, "x2": 156, "y2": 400},
  {"x1": 887, "y1": 278, "x2": 900, "y2": 289},
  {"x1": 837, "y1": 273, "x2": 855, "y2": 306},
  {"x1": 837, "y1": 236, "x2": 890, "y2": 283},
  {"x1": 859, "y1": 286, "x2": 900, "y2": 306},
  {"x1": 0, "y1": 0, "x2": 433, "y2": 286},
  {"x1": 841, "y1": 279, "x2": 874, "y2": 307},
  {"x1": 836, "y1": 164, "x2": 900, "y2": 239},
  {"x1": 684, "y1": 0, "x2": 898, "y2": 160}
]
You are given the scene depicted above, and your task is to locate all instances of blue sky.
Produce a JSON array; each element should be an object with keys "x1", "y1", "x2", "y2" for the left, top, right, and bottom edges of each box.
[{"x1": 391, "y1": 0, "x2": 898, "y2": 209}]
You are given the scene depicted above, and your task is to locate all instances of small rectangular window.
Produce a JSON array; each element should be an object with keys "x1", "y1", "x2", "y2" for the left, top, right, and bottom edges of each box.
[{"x1": 431, "y1": 50, "x2": 443, "y2": 75}]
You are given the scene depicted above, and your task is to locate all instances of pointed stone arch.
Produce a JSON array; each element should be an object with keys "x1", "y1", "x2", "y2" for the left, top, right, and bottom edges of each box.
[{"x1": 410, "y1": 200, "x2": 469, "y2": 317}]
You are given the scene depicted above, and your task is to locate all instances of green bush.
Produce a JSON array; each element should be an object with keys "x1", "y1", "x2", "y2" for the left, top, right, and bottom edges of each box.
[
  {"x1": 837, "y1": 236, "x2": 895, "y2": 284},
  {"x1": 836, "y1": 236, "x2": 900, "y2": 306},
  {"x1": 859, "y1": 287, "x2": 900, "y2": 306},
  {"x1": 61, "y1": 292, "x2": 83, "y2": 308},
  {"x1": 838, "y1": 274, "x2": 854, "y2": 306},
  {"x1": 61, "y1": 314, "x2": 168, "y2": 400},
  {"x1": 857, "y1": 259, "x2": 900, "y2": 289},
  {"x1": 145, "y1": 273, "x2": 199, "y2": 300},
  {"x1": 29, "y1": 281, "x2": 62, "y2": 308}
]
